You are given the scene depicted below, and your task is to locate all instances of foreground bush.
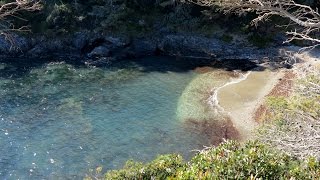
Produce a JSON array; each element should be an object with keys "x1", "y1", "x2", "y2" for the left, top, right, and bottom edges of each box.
[{"x1": 86, "y1": 141, "x2": 320, "y2": 179}]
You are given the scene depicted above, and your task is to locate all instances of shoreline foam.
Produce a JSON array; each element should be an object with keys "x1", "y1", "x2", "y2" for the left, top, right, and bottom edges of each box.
[{"x1": 218, "y1": 70, "x2": 283, "y2": 139}]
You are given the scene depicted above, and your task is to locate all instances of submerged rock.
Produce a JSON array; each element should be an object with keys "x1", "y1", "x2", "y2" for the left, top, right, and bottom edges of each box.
[
  {"x1": 184, "y1": 118, "x2": 240, "y2": 145},
  {"x1": 58, "y1": 98, "x2": 84, "y2": 116}
]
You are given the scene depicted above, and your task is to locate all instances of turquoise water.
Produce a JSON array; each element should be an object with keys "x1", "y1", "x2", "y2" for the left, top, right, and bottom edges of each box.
[{"x1": 0, "y1": 57, "x2": 212, "y2": 179}]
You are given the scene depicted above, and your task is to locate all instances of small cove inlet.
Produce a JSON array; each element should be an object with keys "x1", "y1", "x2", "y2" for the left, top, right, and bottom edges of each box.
[{"x1": 0, "y1": 56, "x2": 270, "y2": 179}]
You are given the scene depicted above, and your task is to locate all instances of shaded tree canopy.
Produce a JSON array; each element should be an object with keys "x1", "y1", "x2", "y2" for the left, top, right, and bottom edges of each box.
[{"x1": 188, "y1": 0, "x2": 320, "y2": 50}]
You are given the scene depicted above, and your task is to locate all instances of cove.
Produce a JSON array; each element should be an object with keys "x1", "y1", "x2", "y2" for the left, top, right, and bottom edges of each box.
[
  {"x1": 0, "y1": 56, "x2": 225, "y2": 179},
  {"x1": 0, "y1": 56, "x2": 263, "y2": 179}
]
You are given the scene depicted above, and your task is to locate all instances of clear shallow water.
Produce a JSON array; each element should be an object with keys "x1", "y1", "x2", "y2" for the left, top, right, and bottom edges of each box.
[
  {"x1": 177, "y1": 70, "x2": 235, "y2": 121},
  {"x1": 0, "y1": 57, "x2": 214, "y2": 179}
]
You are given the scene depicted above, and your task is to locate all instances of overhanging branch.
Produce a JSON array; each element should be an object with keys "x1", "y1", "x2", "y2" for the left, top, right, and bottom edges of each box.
[{"x1": 188, "y1": 0, "x2": 320, "y2": 51}]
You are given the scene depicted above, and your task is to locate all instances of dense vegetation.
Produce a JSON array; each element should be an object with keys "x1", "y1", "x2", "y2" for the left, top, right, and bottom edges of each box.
[
  {"x1": 85, "y1": 141, "x2": 320, "y2": 179},
  {"x1": 27, "y1": 0, "x2": 211, "y2": 34},
  {"x1": 11, "y1": 0, "x2": 278, "y2": 37},
  {"x1": 2, "y1": 0, "x2": 318, "y2": 47}
]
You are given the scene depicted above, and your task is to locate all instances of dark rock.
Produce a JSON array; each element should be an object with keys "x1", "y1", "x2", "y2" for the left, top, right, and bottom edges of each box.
[
  {"x1": 0, "y1": 36, "x2": 14, "y2": 53},
  {"x1": 0, "y1": 31, "x2": 295, "y2": 63},
  {"x1": 89, "y1": 6, "x2": 108, "y2": 18},
  {"x1": 12, "y1": 36, "x2": 30, "y2": 53},
  {"x1": 158, "y1": 35, "x2": 224, "y2": 58},
  {"x1": 274, "y1": 34, "x2": 287, "y2": 45},
  {"x1": 73, "y1": 32, "x2": 89, "y2": 50},
  {"x1": 85, "y1": 36, "x2": 132, "y2": 60},
  {"x1": 47, "y1": 39, "x2": 66, "y2": 51},
  {"x1": 87, "y1": 46, "x2": 110, "y2": 58},
  {"x1": 106, "y1": 38, "x2": 157, "y2": 60},
  {"x1": 28, "y1": 44, "x2": 48, "y2": 56},
  {"x1": 81, "y1": 35, "x2": 105, "y2": 54},
  {"x1": 129, "y1": 38, "x2": 157, "y2": 57},
  {"x1": 84, "y1": 57, "x2": 114, "y2": 66},
  {"x1": 27, "y1": 38, "x2": 71, "y2": 56},
  {"x1": 105, "y1": 36, "x2": 130, "y2": 48},
  {"x1": 157, "y1": 34, "x2": 285, "y2": 61},
  {"x1": 0, "y1": 34, "x2": 30, "y2": 55}
]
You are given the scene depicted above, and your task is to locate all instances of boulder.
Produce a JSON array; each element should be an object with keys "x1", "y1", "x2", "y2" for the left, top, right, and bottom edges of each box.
[{"x1": 73, "y1": 32, "x2": 89, "y2": 50}]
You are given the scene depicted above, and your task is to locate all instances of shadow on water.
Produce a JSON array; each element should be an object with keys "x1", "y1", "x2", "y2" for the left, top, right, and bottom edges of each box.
[{"x1": 0, "y1": 56, "x2": 265, "y2": 79}]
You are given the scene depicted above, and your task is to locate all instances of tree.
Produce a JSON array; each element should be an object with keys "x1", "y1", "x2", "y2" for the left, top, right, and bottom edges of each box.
[
  {"x1": 188, "y1": 0, "x2": 320, "y2": 51},
  {"x1": 0, "y1": 0, "x2": 42, "y2": 45}
]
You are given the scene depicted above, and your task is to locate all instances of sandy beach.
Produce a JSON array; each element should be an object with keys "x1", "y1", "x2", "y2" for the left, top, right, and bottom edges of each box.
[{"x1": 218, "y1": 70, "x2": 284, "y2": 140}]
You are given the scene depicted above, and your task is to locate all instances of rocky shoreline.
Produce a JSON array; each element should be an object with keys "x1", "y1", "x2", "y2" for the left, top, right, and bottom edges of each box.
[{"x1": 0, "y1": 31, "x2": 301, "y2": 67}]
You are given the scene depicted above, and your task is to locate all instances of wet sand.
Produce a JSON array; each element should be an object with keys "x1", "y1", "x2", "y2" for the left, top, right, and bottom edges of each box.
[
  {"x1": 218, "y1": 70, "x2": 283, "y2": 139},
  {"x1": 177, "y1": 68, "x2": 284, "y2": 142}
]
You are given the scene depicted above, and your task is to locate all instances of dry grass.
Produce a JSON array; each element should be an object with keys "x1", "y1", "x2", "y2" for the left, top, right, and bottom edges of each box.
[
  {"x1": 257, "y1": 63, "x2": 320, "y2": 159},
  {"x1": 254, "y1": 71, "x2": 295, "y2": 122}
]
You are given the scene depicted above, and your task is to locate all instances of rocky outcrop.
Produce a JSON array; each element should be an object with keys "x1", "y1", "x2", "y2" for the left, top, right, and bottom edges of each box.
[
  {"x1": 158, "y1": 34, "x2": 220, "y2": 58},
  {"x1": 87, "y1": 46, "x2": 110, "y2": 58},
  {"x1": 0, "y1": 34, "x2": 30, "y2": 55},
  {"x1": 0, "y1": 32, "x2": 296, "y2": 64},
  {"x1": 158, "y1": 34, "x2": 283, "y2": 61}
]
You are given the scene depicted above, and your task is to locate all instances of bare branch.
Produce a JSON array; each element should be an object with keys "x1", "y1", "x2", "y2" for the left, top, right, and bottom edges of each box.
[
  {"x1": 0, "y1": 0, "x2": 42, "y2": 48},
  {"x1": 187, "y1": 0, "x2": 320, "y2": 51}
]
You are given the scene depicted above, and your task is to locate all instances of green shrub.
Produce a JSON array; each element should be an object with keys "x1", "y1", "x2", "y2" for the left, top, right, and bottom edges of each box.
[
  {"x1": 104, "y1": 154, "x2": 183, "y2": 179},
  {"x1": 96, "y1": 141, "x2": 320, "y2": 179},
  {"x1": 46, "y1": 3, "x2": 74, "y2": 31},
  {"x1": 266, "y1": 96, "x2": 288, "y2": 110}
]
